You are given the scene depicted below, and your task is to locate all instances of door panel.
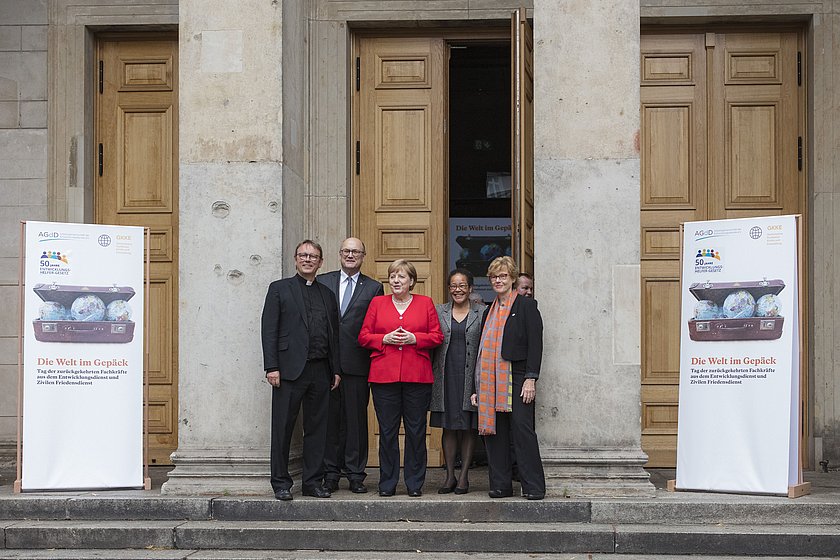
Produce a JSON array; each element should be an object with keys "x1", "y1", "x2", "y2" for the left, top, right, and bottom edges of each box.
[
  {"x1": 512, "y1": 10, "x2": 535, "y2": 275},
  {"x1": 641, "y1": 30, "x2": 804, "y2": 467},
  {"x1": 95, "y1": 37, "x2": 179, "y2": 466},
  {"x1": 357, "y1": 36, "x2": 447, "y2": 467}
]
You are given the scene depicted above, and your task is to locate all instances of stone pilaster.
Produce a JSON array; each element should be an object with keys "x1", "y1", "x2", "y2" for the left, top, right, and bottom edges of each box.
[{"x1": 533, "y1": 0, "x2": 654, "y2": 497}]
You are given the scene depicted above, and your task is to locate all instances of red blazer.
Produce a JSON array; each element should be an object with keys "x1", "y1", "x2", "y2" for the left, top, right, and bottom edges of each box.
[{"x1": 358, "y1": 294, "x2": 443, "y2": 384}]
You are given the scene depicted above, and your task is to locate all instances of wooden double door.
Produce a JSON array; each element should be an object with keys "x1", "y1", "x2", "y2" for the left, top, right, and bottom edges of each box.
[
  {"x1": 640, "y1": 29, "x2": 806, "y2": 466},
  {"x1": 353, "y1": 13, "x2": 534, "y2": 466},
  {"x1": 95, "y1": 36, "x2": 179, "y2": 465}
]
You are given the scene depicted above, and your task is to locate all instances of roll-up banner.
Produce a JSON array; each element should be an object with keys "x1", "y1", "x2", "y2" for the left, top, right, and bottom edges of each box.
[
  {"x1": 676, "y1": 215, "x2": 800, "y2": 495},
  {"x1": 21, "y1": 221, "x2": 145, "y2": 490}
]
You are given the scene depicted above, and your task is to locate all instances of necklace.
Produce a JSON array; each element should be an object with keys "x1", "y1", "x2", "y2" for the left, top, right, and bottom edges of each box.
[{"x1": 392, "y1": 295, "x2": 412, "y2": 309}]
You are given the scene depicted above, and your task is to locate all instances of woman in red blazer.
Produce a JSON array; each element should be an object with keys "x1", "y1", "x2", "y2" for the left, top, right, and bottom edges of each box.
[{"x1": 358, "y1": 259, "x2": 443, "y2": 497}]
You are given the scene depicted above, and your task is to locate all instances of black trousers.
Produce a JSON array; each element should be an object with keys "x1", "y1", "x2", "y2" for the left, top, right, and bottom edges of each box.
[
  {"x1": 483, "y1": 374, "x2": 546, "y2": 496},
  {"x1": 270, "y1": 359, "x2": 330, "y2": 493},
  {"x1": 370, "y1": 382, "x2": 432, "y2": 493},
  {"x1": 323, "y1": 374, "x2": 370, "y2": 483}
]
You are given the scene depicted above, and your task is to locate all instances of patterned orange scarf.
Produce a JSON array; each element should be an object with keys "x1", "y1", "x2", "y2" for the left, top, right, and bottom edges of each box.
[{"x1": 476, "y1": 291, "x2": 517, "y2": 435}]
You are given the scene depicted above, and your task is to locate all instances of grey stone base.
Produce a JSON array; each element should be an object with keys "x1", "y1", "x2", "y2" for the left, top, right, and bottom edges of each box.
[
  {"x1": 543, "y1": 447, "x2": 655, "y2": 498},
  {"x1": 160, "y1": 448, "x2": 297, "y2": 496}
]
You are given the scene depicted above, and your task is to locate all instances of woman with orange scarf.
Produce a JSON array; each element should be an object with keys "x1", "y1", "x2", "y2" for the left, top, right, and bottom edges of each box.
[{"x1": 471, "y1": 256, "x2": 545, "y2": 500}]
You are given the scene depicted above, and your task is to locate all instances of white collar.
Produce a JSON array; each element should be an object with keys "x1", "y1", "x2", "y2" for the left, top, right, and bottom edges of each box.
[{"x1": 340, "y1": 270, "x2": 361, "y2": 283}]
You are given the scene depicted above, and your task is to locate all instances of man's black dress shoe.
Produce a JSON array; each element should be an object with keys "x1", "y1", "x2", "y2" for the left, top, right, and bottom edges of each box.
[
  {"x1": 488, "y1": 489, "x2": 513, "y2": 498},
  {"x1": 407, "y1": 489, "x2": 422, "y2": 497},
  {"x1": 378, "y1": 489, "x2": 395, "y2": 497},
  {"x1": 523, "y1": 493, "x2": 545, "y2": 500},
  {"x1": 274, "y1": 489, "x2": 293, "y2": 501},
  {"x1": 301, "y1": 486, "x2": 331, "y2": 498},
  {"x1": 349, "y1": 480, "x2": 368, "y2": 494},
  {"x1": 323, "y1": 479, "x2": 339, "y2": 493}
]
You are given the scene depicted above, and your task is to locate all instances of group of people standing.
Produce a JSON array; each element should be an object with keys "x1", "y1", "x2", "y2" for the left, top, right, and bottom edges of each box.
[{"x1": 261, "y1": 237, "x2": 544, "y2": 501}]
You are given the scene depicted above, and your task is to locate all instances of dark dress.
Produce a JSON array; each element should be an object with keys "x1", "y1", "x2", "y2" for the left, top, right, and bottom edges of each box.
[{"x1": 430, "y1": 317, "x2": 474, "y2": 430}]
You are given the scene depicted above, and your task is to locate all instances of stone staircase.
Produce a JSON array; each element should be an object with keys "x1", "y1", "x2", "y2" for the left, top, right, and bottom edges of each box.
[{"x1": 2, "y1": 490, "x2": 840, "y2": 558}]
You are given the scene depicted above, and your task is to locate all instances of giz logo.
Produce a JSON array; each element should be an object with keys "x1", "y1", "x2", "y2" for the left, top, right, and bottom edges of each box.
[
  {"x1": 694, "y1": 229, "x2": 713, "y2": 237},
  {"x1": 116, "y1": 235, "x2": 132, "y2": 240},
  {"x1": 38, "y1": 232, "x2": 59, "y2": 238},
  {"x1": 767, "y1": 225, "x2": 783, "y2": 231}
]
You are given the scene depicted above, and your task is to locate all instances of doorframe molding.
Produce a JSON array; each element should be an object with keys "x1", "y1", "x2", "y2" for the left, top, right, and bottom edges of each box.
[{"x1": 47, "y1": 0, "x2": 177, "y2": 224}]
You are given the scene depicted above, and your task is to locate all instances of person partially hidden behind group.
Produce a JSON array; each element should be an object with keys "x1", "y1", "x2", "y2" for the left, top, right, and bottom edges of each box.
[
  {"x1": 472, "y1": 256, "x2": 546, "y2": 500},
  {"x1": 358, "y1": 259, "x2": 443, "y2": 497},
  {"x1": 431, "y1": 268, "x2": 486, "y2": 495}
]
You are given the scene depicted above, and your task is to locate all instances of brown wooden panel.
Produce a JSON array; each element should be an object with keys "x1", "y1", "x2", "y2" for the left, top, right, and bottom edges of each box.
[
  {"x1": 377, "y1": 55, "x2": 430, "y2": 88},
  {"x1": 642, "y1": 105, "x2": 691, "y2": 206},
  {"x1": 643, "y1": 403, "x2": 679, "y2": 434},
  {"x1": 147, "y1": 275, "x2": 173, "y2": 385},
  {"x1": 728, "y1": 103, "x2": 778, "y2": 205},
  {"x1": 379, "y1": 228, "x2": 428, "y2": 260},
  {"x1": 643, "y1": 54, "x2": 692, "y2": 83},
  {"x1": 147, "y1": 398, "x2": 174, "y2": 434},
  {"x1": 728, "y1": 53, "x2": 779, "y2": 82},
  {"x1": 377, "y1": 106, "x2": 430, "y2": 210},
  {"x1": 118, "y1": 107, "x2": 173, "y2": 213},
  {"x1": 148, "y1": 227, "x2": 173, "y2": 262},
  {"x1": 643, "y1": 227, "x2": 681, "y2": 259},
  {"x1": 642, "y1": 277, "x2": 681, "y2": 384},
  {"x1": 121, "y1": 57, "x2": 174, "y2": 91}
]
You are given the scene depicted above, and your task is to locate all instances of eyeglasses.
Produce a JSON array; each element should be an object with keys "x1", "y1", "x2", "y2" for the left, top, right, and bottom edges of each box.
[
  {"x1": 296, "y1": 252, "x2": 321, "y2": 261},
  {"x1": 340, "y1": 249, "x2": 365, "y2": 256},
  {"x1": 488, "y1": 273, "x2": 510, "y2": 281},
  {"x1": 449, "y1": 283, "x2": 469, "y2": 291}
]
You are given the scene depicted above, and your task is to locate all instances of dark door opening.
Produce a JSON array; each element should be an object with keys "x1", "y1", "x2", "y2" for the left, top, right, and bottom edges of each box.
[{"x1": 447, "y1": 43, "x2": 512, "y2": 302}]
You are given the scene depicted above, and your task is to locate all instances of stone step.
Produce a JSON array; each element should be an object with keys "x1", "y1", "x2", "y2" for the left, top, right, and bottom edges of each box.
[
  {"x1": 1, "y1": 553, "x2": 838, "y2": 560},
  {"x1": 2, "y1": 520, "x2": 840, "y2": 556},
  {"x1": 2, "y1": 494, "x2": 840, "y2": 526}
]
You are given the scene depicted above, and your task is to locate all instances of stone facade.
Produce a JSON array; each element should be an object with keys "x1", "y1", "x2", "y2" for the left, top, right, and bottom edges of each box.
[
  {"x1": 0, "y1": 0, "x2": 839, "y2": 493},
  {"x1": 0, "y1": 0, "x2": 47, "y2": 463}
]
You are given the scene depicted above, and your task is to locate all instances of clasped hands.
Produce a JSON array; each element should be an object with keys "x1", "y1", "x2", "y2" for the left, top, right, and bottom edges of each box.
[
  {"x1": 470, "y1": 379, "x2": 536, "y2": 405},
  {"x1": 383, "y1": 326, "x2": 416, "y2": 346}
]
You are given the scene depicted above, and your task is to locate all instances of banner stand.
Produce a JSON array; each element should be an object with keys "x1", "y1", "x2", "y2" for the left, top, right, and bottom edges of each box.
[
  {"x1": 143, "y1": 227, "x2": 151, "y2": 491},
  {"x1": 15, "y1": 221, "x2": 149, "y2": 492},
  {"x1": 667, "y1": 216, "x2": 811, "y2": 499},
  {"x1": 14, "y1": 222, "x2": 24, "y2": 494}
]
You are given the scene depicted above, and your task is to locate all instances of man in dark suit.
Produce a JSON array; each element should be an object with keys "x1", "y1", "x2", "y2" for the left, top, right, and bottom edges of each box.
[
  {"x1": 261, "y1": 239, "x2": 341, "y2": 501},
  {"x1": 318, "y1": 237, "x2": 384, "y2": 494}
]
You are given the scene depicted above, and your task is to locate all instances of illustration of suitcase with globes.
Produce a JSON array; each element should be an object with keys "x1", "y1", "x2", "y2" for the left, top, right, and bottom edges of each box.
[
  {"x1": 454, "y1": 235, "x2": 513, "y2": 277},
  {"x1": 688, "y1": 279, "x2": 785, "y2": 342},
  {"x1": 32, "y1": 283, "x2": 136, "y2": 343}
]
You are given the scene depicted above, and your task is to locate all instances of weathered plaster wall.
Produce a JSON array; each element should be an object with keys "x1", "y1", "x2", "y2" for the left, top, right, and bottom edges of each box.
[
  {"x1": 163, "y1": 0, "x2": 287, "y2": 494},
  {"x1": 533, "y1": 0, "x2": 650, "y2": 495},
  {"x1": 0, "y1": 0, "x2": 47, "y2": 456}
]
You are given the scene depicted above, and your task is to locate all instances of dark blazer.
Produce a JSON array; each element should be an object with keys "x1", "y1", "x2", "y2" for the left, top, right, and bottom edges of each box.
[
  {"x1": 317, "y1": 270, "x2": 384, "y2": 376},
  {"x1": 431, "y1": 301, "x2": 485, "y2": 412},
  {"x1": 480, "y1": 295, "x2": 543, "y2": 379},
  {"x1": 261, "y1": 275, "x2": 340, "y2": 381}
]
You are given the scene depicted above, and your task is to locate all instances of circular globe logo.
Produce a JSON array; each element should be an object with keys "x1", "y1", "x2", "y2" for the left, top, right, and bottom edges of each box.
[
  {"x1": 749, "y1": 226, "x2": 762, "y2": 240},
  {"x1": 98, "y1": 234, "x2": 112, "y2": 247}
]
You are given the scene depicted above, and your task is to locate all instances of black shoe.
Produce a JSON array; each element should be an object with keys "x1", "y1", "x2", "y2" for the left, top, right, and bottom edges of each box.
[
  {"x1": 301, "y1": 486, "x2": 331, "y2": 498},
  {"x1": 349, "y1": 480, "x2": 368, "y2": 494},
  {"x1": 378, "y1": 489, "x2": 395, "y2": 497},
  {"x1": 488, "y1": 489, "x2": 513, "y2": 498},
  {"x1": 323, "y1": 479, "x2": 339, "y2": 493},
  {"x1": 407, "y1": 489, "x2": 423, "y2": 497},
  {"x1": 523, "y1": 493, "x2": 545, "y2": 500},
  {"x1": 454, "y1": 483, "x2": 470, "y2": 495},
  {"x1": 437, "y1": 478, "x2": 457, "y2": 494},
  {"x1": 274, "y1": 489, "x2": 293, "y2": 501}
]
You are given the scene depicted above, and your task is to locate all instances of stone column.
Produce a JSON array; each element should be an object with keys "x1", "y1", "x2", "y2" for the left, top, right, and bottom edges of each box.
[
  {"x1": 162, "y1": 0, "x2": 292, "y2": 494},
  {"x1": 533, "y1": 0, "x2": 654, "y2": 496}
]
